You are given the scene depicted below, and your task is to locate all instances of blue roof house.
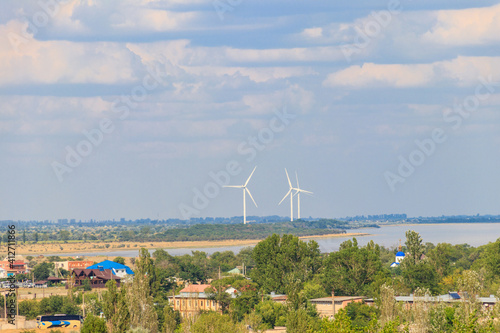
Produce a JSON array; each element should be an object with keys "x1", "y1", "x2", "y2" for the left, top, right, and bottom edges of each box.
[{"x1": 87, "y1": 260, "x2": 134, "y2": 278}]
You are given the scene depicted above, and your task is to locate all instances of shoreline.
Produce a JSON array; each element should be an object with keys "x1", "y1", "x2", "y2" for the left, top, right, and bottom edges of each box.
[{"x1": 16, "y1": 232, "x2": 371, "y2": 256}]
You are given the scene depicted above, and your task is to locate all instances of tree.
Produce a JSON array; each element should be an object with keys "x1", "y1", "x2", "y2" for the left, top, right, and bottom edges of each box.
[
  {"x1": 126, "y1": 272, "x2": 158, "y2": 332},
  {"x1": 33, "y1": 262, "x2": 52, "y2": 280},
  {"x1": 251, "y1": 234, "x2": 321, "y2": 293},
  {"x1": 163, "y1": 305, "x2": 179, "y2": 333},
  {"x1": 181, "y1": 312, "x2": 247, "y2": 333},
  {"x1": 317, "y1": 309, "x2": 355, "y2": 333},
  {"x1": 103, "y1": 280, "x2": 130, "y2": 333},
  {"x1": 114, "y1": 257, "x2": 126, "y2": 265},
  {"x1": 405, "y1": 230, "x2": 424, "y2": 266},
  {"x1": 59, "y1": 230, "x2": 71, "y2": 241},
  {"x1": 81, "y1": 313, "x2": 108, "y2": 333},
  {"x1": 83, "y1": 278, "x2": 92, "y2": 291},
  {"x1": 322, "y1": 239, "x2": 382, "y2": 296}
]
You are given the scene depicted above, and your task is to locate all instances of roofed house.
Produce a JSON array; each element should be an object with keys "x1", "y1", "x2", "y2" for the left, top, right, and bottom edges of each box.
[
  {"x1": 168, "y1": 284, "x2": 222, "y2": 318},
  {"x1": 70, "y1": 268, "x2": 121, "y2": 289},
  {"x1": 86, "y1": 260, "x2": 134, "y2": 278},
  {"x1": 0, "y1": 260, "x2": 29, "y2": 275},
  {"x1": 309, "y1": 295, "x2": 365, "y2": 318}
]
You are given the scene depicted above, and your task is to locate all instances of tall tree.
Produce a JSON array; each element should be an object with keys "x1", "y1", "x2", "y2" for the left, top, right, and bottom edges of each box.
[
  {"x1": 322, "y1": 239, "x2": 382, "y2": 296},
  {"x1": 405, "y1": 230, "x2": 424, "y2": 265},
  {"x1": 251, "y1": 234, "x2": 321, "y2": 293}
]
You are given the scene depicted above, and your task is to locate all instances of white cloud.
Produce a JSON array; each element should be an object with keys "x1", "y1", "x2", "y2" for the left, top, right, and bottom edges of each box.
[
  {"x1": 0, "y1": 21, "x2": 139, "y2": 85},
  {"x1": 422, "y1": 4, "x2": 500, "y2": 46},
  {"x1": 324, "y1": 56, "x2": 500, "y2": 88}
]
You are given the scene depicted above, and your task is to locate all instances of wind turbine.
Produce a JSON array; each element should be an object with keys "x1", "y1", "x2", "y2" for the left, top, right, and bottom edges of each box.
[
  {"x1": 294, "y1": 172, "x2": 313, "y2": 220},
  {"x1": 224, "y1": 166, "x2": 258, "y2": 224},
  {"x1": 279, "y1": 169, "x2": 297, "y2": 221}
]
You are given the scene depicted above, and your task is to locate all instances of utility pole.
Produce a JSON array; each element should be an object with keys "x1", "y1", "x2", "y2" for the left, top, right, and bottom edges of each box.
[
  {"x1": 82, "y1": 292, "x2": 85, "y2": 317},
  {"x1": 16, "y1": 288, "x2": 18, "y2": 329},
  {"x1": 332, "y1": 290, "x2": 335, "y2": 318}
]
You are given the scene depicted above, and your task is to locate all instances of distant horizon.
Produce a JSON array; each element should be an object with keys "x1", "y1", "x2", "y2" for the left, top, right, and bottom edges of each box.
[{"x1": 3, "y1": 213, "x2": 500, "y2": 223}]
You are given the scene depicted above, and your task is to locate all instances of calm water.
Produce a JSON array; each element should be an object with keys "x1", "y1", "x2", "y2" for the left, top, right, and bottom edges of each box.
[{"x1": 46, "y1": 223, "x2": 500, "y2": 258}]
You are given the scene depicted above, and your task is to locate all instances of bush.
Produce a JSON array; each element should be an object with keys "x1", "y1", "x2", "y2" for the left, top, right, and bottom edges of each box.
[{"x1": 81, "y1": 313, "x2": 107, "y2": 333}]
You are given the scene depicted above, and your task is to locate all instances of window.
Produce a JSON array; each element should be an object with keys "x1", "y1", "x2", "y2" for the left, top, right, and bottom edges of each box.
[
  {"x1": 176, "y1": 301, "x2": 179, "y2": 306},
  {"x1": 200, "y1": 301, "x2": 204, "y2": 307}
]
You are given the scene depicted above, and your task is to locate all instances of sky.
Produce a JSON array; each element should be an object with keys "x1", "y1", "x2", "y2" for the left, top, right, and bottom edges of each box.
[{"x1": 1, "y1": 0, "x2": 500, "y2": 221}]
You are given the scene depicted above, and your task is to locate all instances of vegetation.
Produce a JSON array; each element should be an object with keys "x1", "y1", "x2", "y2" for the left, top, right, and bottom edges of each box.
[{"x1": 12, "y1": 230, "x2": 500, "y2": 332}]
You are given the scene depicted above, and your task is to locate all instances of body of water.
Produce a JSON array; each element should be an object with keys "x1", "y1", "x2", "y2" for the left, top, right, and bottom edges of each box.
[{"x1": 45, "y1": 223, "x2": 500, "y2": 258}]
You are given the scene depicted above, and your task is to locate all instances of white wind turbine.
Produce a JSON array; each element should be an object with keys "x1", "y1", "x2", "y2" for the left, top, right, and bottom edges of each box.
[
  {"x1": 279, "y1": 169, "x2": 297, "y2": 221},
  {"x1": 223, "y1": 166, "x2": 258, "y2": 224},
  {"x1": 294, "y1": 171, "x2": 313, "y2": 220}
]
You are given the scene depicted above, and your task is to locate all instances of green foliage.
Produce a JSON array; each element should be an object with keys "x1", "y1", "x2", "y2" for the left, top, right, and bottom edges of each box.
[
  {"x1": 33, "y1": 262, "x2": 53, "y2": 280},
  {"x1": 83, "y1": 278, "x2": 92, "y2": 291},
  {"x1": 251, "y1": 234, "x2": 321, "y2": 293},
  {"x1": 81, "y1": 313, "x2": 108, "y2": 333},
  {"x1": 344, "y1": 302, "x2": 379, "y2": 329},
  {"x1": 404, "y1": 230, "x2": 424, "y2": 266},
  {"x1": 317, "y1": 309, "x2": 355, "y2": 333},
  {"x1": 181, "y1": 312, "x2": 247, "y2": 333},
  {"x1": 322, "y1": 239, "x2": 383, "y2": 296},
  {"x1": 255, "y1": 299, "x2": 287, "y2": 328},
  {"x1": 113, "y1": 256, "x2": 126, "y2": 265}
]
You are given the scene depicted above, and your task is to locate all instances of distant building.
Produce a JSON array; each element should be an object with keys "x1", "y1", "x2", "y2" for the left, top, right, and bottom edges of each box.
[
  {"x1": 309, "y1": 295, "x2": 365, "y2": 318},
  {"x1": 54, "y1": 261, "x2": 94, "y2": 271},
  {"x1": 365, "y1": 292, "x2": 498, "y2": 308},
  {"x1": 0, "y1": 267, "x2": 6, "y2": 278},
  {"x1": 71, "y1": 268, "x2": 121, "y2": 289},
  {"x1": 86, "y1": 260, "x2": 134, "y2": 278},
  {"x1": 0, "y1": 260, "x2": 29, "y2": 275},
  {"x1": 390, "y1": 240, "x2": 405, "y2": 268},
  {"x1": 168, "y1": 284, "x2": 221, "y2": 318}
]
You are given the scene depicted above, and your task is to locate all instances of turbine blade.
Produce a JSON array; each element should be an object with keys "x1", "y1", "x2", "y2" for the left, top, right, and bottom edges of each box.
[
  {"x1": 244, "y1": 166, "x2": 257, "y2": 187},
  {"x1": 278, "y1": 189, "x2": 292, "y2": 205},
  {"x1": 223, "y1": 185, "x2": 244, "y2": 188},
  {"x1": 246, "y1": 188, "x2": 258, "y2": 207},
  {"x1": 285, "y1": 169, "x2": 292, "y2": 188},
  {"x1": 295, "y1": 171, "x2": 300, "y2": 189},
  {"x1": 301, "y1": 190, "x2": 313, "y2": 194}
]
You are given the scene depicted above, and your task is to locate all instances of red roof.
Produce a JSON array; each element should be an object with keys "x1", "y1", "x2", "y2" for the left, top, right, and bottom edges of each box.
[{"x1": 180, "y1": 284, "x2": 212, "y2": 293}]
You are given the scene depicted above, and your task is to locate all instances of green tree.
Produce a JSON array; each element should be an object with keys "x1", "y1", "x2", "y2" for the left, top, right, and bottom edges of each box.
[
  {"x1": 163, "y1": 305, "x2": 179, "y2": 333},
  {"x1": 317, "y1": 308, "x2": 355, "y2": 333},
  {"x1": 405, "y1": 230, "x2": 424, "y2": 265},
  {"x1": 33, "y1": 262, "x2": 53, "y2": 280},
  {"x1": 322, "y1": 239, "x2": 382, "y2": 296},
  {"x1": 251, "y1": 234, "x2": 321, "y2": 293},
  {"x1": 103, "y1": 280, "x2": 130, "y2": 333},
  {"x1": 81, "y1": 313, "x2": 108, "y2": 333},
  {"x1": 59, "y1": 230, "x2": 71, "y2": 241},
  {"x1": 19, "y1": 300, "x2": 39, "y2": 320},
  {"x1": 181, "y1": 312, "x2": 247, "y2": 333},
  {"x1": 113, "y1": 257, "x2": 126, "y2": 265}
]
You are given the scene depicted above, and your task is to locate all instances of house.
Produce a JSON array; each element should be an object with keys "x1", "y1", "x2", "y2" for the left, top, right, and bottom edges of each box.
[
  {"x1": 86, "y1": 260, "x2": 134, "y2": 278},
  {"x1": 365, "y1": 292, "x2": 498, "y2": 308},
  {"x1": 168, "y1": 284, "x2": 222, "y2": 318},
  {"x1": 34, "y1": 281, "x2": 48, "y2": 288},
  {"x1": 309, "y1": 295, "x2": 365, "y2": 318},
  {"x1": 0, "y1": 260, "x2": 29, "y2": 275},
  {"x1": 70, "y1": 268, "x2": 121, "y2": 289},
  {"x1": 54, "y1": 261, "x2": 94, "y2": 271},
  {"x1": 225, "y1": 286, "x2": 241, "y2": 298}
]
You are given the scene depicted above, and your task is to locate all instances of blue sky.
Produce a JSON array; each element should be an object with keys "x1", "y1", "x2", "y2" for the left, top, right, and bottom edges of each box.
[{"x1": 1, "y1": 0, "x2": 500, "y2": 221}]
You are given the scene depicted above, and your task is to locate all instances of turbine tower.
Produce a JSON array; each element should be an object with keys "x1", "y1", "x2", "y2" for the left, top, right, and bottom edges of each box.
[
  {"x1": 279, "y1": 169, "x2": 297, "y2": 221},
  {"x1": 224, "y1": 166, "x2": 258, "y2": 224},
  {"x1": 294, "y1": 171, "x2": 313, "y2": 220}
]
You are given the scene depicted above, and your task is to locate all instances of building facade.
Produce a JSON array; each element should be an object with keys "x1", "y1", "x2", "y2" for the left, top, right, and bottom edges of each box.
[{"x1": 168, "y1": 284, "x2": 221, "y2": 318}]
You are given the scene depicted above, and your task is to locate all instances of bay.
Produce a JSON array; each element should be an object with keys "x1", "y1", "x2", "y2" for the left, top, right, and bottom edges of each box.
[{"x1": 45, "y1": 223, "x2": 500, "y2": 258}]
